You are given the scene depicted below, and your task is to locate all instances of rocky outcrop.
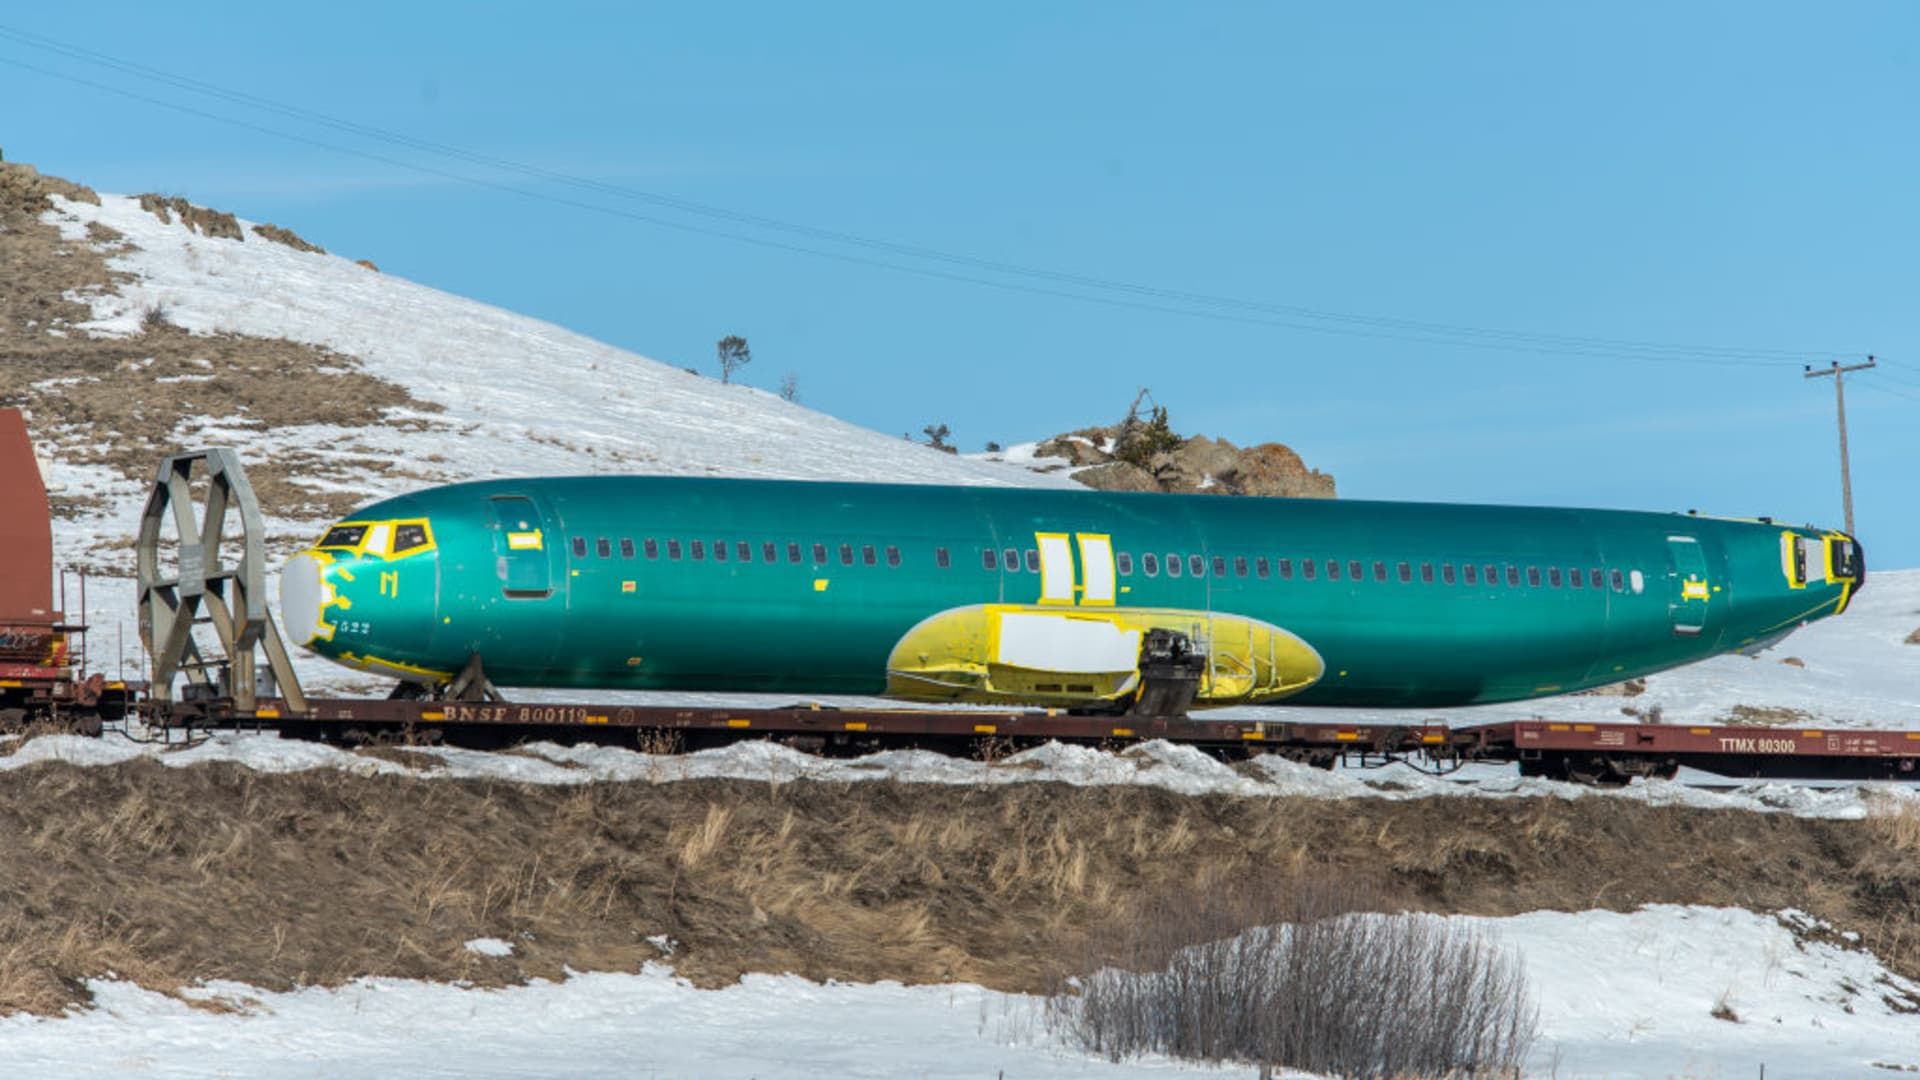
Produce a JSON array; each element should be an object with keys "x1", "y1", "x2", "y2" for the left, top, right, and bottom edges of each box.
[
  {"x1": 0, "y1": 162, "x2": 99, "y2": 210},
  {"x1": 1036, "y1": 424, "x2": 1335, "y2": 498},
  {"x1": 251, "y1": 222, "x2": 326, "y2": 254},
  {"x1": 136, "y1": 194, "x2": 243, "y2": 241}
]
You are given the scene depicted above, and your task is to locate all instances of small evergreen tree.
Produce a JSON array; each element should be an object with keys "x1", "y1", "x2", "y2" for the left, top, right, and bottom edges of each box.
[
  {"x1": 922, "y1": 423, "x2": 954, "y2": 453},
  {"x1": 1114, "y1": 389, "x2": 1183, "y2": 468}
]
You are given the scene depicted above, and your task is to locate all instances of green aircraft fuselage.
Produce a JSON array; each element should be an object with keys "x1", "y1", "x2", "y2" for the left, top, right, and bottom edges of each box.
[{"x1": 278, "y1": 477, "x2": 1863, "y2": 709}]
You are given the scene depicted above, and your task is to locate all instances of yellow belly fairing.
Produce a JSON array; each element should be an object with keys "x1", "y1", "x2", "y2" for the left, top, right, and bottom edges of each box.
[{"x1": 885, "y1": 604, "x2": 1325, "y2": 708}]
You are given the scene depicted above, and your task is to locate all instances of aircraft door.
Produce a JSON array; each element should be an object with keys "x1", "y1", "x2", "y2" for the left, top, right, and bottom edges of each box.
[
  {"x1": 491, "y1": 495, "x2": 554, "y2": 598},
  {"x1": 1666, "y1": 535, "x2": 1709, "y2": 636}
]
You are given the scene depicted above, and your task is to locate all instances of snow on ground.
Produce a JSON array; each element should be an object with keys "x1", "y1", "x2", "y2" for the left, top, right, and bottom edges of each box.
[
  {"x1": 0, "y1": 906, "x2": 1909, "y2": 1079},
  {"x1": 13, "y1": 729, "x2": 1916, "y2": 822},
  {"x1": 44, "y1": 193, "x2": 1072, "y2": 492}
]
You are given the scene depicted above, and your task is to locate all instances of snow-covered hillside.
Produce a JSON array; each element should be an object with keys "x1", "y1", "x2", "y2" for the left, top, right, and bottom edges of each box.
[
  {"x1": 33, "y1": 190, "x2": 1071, "y2": 692},
  {"x1": 44, "y1": 193, "x2": 1072, "y2": 492}
]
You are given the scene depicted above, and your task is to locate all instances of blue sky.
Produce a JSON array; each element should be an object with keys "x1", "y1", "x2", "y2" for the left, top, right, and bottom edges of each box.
[{"x1": 5, "y1": 2, "x2": 1917, "y2": 564}]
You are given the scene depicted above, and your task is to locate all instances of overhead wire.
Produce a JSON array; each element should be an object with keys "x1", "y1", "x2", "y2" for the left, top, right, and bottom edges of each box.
[{"x1": 0, "y1": 23, "x2": 1866, "y2": 368}]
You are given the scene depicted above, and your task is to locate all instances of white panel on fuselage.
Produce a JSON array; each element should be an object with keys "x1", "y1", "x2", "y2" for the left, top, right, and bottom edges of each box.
[
  {"x1": 1037, "y1": 534, "x2": 1075, "y2": 603},
  {"x1": 1078, "y1": 534, "x2": 1115, "y2": 604},
  {"x1": 997, "y1": 612, "x2": 1141, "y2": 673}
]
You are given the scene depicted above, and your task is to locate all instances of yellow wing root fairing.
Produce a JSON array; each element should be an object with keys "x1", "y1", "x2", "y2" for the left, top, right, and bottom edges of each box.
[{"x1": 885, "y1": 603, "x2": 1324, "y2": 708}]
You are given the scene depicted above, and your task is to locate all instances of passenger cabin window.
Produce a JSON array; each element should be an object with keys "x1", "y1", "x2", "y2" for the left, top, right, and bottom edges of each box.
[
  {"x1": 319, "y1": 524, "x2": 369, "y2": 549},
  {"x1": 839, "y1": 544, "x2": 854, "y2": 566},
  {"x1": 1505, "y1": 565, "x2": 1520, "y2": 587},
  {"x1": 1568, "y1": 567, "x2": 1582, "y2": 589},
  {"x1": 1234, "y1": 556, "x2": 1248, "y2": 578},
  {"x1": 1004, "y1": 548, "x2": 1020, "y2": 572},
  {"x1": 571, "y1": 537, "x2": 588, "y2": 558},
  {"x1": 1117, "y1": 553, "x2": 1134, "y2": 576},
  {"x1": 885, "y1": 545, "x2": 901, "y2": 567},
  {"x1": 644, "y1": 539, "x2": 659, "y2": 560},
  {"x1": 763, "y1": 542, "x2": 778, "y2": 563},
  {"x1": 1255, "y1": 557, "x2": 1269, "y2": 579},
  {"x1": 1420, "y1": 562, "x2": 1434, "y2": 584},
  {"x1": 862, "y1": 545, "x2": 877, "y2": 566},
  {"x1": 1190, "y1": 555, "x2": 1206, "y2": 578},
  {"x1": 935, "y1": 547, "x2": 950, "y2": 569},
  {"x1": 713, "y1": 541, "x2": 728, "y2": 562},
  {"x1": 620, "y1": 538, "x2": 635, "y2": 559},
  {"x1": 1442, "y1": 564, "x2": 1457, "y2": 585},
  {"x1": 691, "y1": 540, "x2": 706, "y2": 561},
  {"x1": 1398, "y1": 561, "x2": 1412, "y2": 583},
  {"x1": 1485, "y1": 564, "x2": 1499, "y2": 586},
  {"x1": 1025, "y1": 549, "x2": 1040, "y2": 573},
  {"x1": 1463, "y1": 563, "x2": 1477, "y2": 585},
  {"x1": 1326, "y1": 560, "x2": 1340, "y2": 581},
  {"x1": 1610, "y1": 569, "x2": 1625, "y2": 591},
  {"x1": 596, "y1": 538, "x2": 611, "y2": 559},
  {"x1": 1527, "y1": 567, "x2": 1542, "y2": 587},
  {"x1": 1590, "y1": 569, "x2": 1603, "y2": 590},
  {"x1": 737, "y1": 541, "x2": 752, "y2": 562},
  {"x1": 1548, "y1": 568, "x2": 1563, "y2": 588},
  {"x1": 812, "y1": 543, "x2": 828, "y2": 565},
  {"x1": 1167, "y1": 554, "x2": 1183, "y2": 577},
  {"x1": 787, "y1": 542, "x2": 802, "y2": 564},
  {"x1": 1143, "y1": 553, "x2": 1160, "y2": 576},
  {"x1": 982, "y1": 548, "x2": 998, "y2": 570},
  {"x1": 667, "y1": 540, "x2": 682, "y2": 560},
  {"x1": 1348, "y1": 560, "x2": 1362, "y2": 581},
  {"x1": 1301, "y1": 559, "x2": 1316, "y2": 581},
  {"x1": 1279, "y1": 558, "x2": 1294, "y2": 579},
  {"x1": 1212, "y1": 556, "x2": 1227, "y2": 578},
  {"x1": 1373, "y1": 560, "x2": 1387, "y2": 582}
]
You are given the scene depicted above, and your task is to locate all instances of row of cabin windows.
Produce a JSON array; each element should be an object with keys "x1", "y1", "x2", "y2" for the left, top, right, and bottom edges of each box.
[
  {"x1": 572, "y1": 535, "x2": 911, "y2": 569},
  {"x1": 1125, "y1": 553, "x2": 1631, "y2": 593},
  {"x1": 565, "y1": 535, "x2": 1633, "y2": 592}
]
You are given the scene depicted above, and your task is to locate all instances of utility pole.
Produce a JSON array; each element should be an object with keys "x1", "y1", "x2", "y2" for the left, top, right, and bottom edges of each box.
[{"x1": 1803, "y1": 355, "x2": 1875, "y2": 536}]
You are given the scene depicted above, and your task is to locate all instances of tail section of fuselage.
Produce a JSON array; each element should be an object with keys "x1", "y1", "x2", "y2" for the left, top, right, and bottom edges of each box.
[{"x1": 278, "y1": 477, "x2": 1863, "y2": 710}]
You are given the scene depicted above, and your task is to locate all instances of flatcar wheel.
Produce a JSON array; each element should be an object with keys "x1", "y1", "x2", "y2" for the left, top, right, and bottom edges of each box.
[{"x1": 1564, "y1": 755, "x2": 1631, "y2": 788}]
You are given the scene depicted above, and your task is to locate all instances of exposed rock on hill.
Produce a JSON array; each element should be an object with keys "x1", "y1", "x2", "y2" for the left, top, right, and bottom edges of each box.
[{"x1": 1036, "y1": 424, "x2": 1335, "y2": 498}]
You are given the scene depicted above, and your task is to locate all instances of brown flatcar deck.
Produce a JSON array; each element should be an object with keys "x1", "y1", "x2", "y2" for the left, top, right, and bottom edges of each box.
[{"x1": 139, "y1": 694, "x2": 1920, "y2": 784}]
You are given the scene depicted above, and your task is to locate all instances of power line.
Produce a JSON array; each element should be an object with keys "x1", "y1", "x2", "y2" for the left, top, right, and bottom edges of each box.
[
  {"x1": 0, "y1": 23, "x2": 1858, "y2": 367},
  {"x1": 1858, "y1": 379, "x2": 1920, "y2": 403}
]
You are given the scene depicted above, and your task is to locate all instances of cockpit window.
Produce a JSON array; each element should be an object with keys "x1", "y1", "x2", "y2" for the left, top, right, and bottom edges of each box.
[
  {"x1": 319, "y1": 524, "x2": 368, "y2": 549},
  {"x1": 391, "y1": 523, "x2": 431, "y2": 555}
]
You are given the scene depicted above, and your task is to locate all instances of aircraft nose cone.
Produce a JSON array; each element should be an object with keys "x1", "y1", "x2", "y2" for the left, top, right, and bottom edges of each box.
[{"x1": 280, "y1": 552, "x2": 333, "y2": 648}]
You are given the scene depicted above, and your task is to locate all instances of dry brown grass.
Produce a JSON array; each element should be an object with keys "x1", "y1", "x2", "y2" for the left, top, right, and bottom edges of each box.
[
  {"x1": 0, "y1": 763, "x2": 1914, "y2": 1019},
  {"x1": 1865, "y1": 791, "x2": 1920, "y2": 854}
]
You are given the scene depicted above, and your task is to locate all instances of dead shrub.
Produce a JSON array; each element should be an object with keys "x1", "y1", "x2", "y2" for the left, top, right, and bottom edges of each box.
[
  {"x1": 1049, "y1": 881, "x2": 1536, "y2": 1078},
  {"x1": 1865, "y1": 792, "x2": 1920, "y2": 855}
]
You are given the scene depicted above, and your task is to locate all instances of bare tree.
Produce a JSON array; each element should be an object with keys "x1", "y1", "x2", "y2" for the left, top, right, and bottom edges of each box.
[
  {"x1": 715, "y1": 335, "x2": 752, "y2": 385},
  {"x1": 778, "y1": 372, "x2": 799, "y2": 402},
  {"x1": 922, "y1": 423, "x2": 954, "y2": 453}
]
